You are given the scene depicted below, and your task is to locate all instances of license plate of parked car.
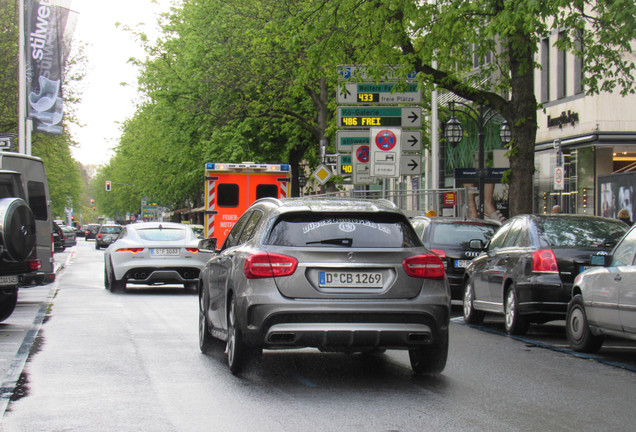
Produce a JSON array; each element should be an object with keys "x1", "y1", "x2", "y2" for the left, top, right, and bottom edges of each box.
[
  {"x1": 455, "y1": 259, "x2": 472, "y2": 268},
  {"x1": 150, "y1": 248, "x2": 179, "y2": 256},
  {"x1": 0, "y1": 275, "x2": 19, "y2": 286},
  {"x1": 319, "y1": 271, "x2": 383, "y2": 288}
]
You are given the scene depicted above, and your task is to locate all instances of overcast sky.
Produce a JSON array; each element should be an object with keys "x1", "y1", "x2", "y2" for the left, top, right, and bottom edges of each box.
[{"x1": 69, "y1": 0, "x2": 172, "y2": 166}]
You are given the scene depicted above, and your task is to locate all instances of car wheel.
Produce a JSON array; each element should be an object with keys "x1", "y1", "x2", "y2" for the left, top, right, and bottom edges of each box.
[
  {"x1": 463, "y1": 279, "x2": 484, "y2": 324},
  {"x1": 227, "y1": 296, "x2": 249, "y2": 374},
  {"x1": 504, "y1": 286, "x2": 529, "y2": 335},
  {"x1": 109, "y1": 266, "x2": 126, "y2": 293},
  {"x1": 566, "y1": 295, "x2": 604, "y2": 353},
  {"x1": 0, "y1": 290, "x2": 18, "y2": 322},
  {"x1": 104, "y1": 266, "x2": 111, "y2": 291},
  {"x1": 408, "y1": 331, "x2": 448, "y2": 374},
  {"x1": 199, "y1": 287, "x2": 215, "y2": 353},
  {"x1": 95, "y1": 243, "x2": 100, "y2": 250}
]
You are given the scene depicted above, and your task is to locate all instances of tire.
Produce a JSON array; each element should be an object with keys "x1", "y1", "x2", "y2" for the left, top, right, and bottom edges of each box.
[
  {"x1": 408, "y1": 331, "x2": 448, "y2": 374},
  {"x1": 199, "y1": 287, "x2": 215, "y2": 353},
  {"x1": 0, "y1": 290, "x2": 18, "y2": 322},
  {"x1": 0, "y1": 198, "x2": 36, "y2": 261},
  {"x1": 104, "y1": 266, "x2": 111, "y2": 291},
  {"x1": 227, "y1": 296, "x2": 249, "y2": 374},
  {"x1": 95, "y1": 243, "x2": 100, "y2": 250},
  {"x1": 463, "y1": 279, "x2": 484, "y2": 324},
  {"x1": 566, "y1": 295, "x2": 604, "y2": 353},
  {"x1": 109, "y1": 265, "x2": 126, "y2": 293},
  {"x1": 504, "y1": 286, "x2": 529, "y2": 335}
]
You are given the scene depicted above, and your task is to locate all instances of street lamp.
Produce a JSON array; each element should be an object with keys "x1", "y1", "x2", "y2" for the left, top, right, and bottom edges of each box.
[{"x1": 445, "y1": 101, "x2": 509, "y2": 219}]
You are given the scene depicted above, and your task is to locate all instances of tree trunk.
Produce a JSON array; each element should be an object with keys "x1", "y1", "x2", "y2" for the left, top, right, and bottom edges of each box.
[{"x1": 506, "y1": 32, "x2": 537, "y2": 216}]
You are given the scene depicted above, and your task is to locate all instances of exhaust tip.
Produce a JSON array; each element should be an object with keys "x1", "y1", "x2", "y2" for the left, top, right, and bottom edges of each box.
[{"x1": 268, "y1": 333, "x2": 296, "y2": 344}]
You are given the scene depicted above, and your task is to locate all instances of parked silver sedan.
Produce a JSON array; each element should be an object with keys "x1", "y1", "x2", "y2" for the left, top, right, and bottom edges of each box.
[
  {"x1": 567, "y1": 225, "x2": 636, "y2": 352},
  {"x1": 103, "y1": 222, "x2": 208, "y2": 292}
]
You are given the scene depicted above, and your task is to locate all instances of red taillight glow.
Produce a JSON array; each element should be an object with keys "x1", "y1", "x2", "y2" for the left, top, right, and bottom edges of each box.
[
  {"x1": 403, "y1": 253, "x2": 446, "y2": 280},
  {"x1": 430, "y1": 249, "x2": 446, "y2": 258},
  {"x1": 28, "y1": 259, "x2": 42, "y2": 271},
  {"x1": 186, "y1": 248, "x2": 199, "y2": 253},
  {"x1": 532, "y1": 249, "x2": 558, "y2": 273},
  {"x1": 116, "y1": 248, "x2": 144, "y2": 254},
  {"x1": 244, "y1": 252, "x2": 298, "y2": 279}
]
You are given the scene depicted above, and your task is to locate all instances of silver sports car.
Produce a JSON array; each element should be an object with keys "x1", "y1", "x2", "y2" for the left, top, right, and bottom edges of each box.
[{"x1": 103, "y1": 222, "x2": 209, "y2": 292}]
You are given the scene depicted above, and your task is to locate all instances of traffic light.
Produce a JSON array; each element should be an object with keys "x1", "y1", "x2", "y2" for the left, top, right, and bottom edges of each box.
[{"x1": 105, "y1": 181, "x2": 111, "y2": 191}]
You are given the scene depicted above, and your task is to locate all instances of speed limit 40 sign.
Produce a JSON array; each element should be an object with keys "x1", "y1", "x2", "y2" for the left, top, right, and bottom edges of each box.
[{"x1": 554, "y1": 166, "x2": 564, "y2": 190}]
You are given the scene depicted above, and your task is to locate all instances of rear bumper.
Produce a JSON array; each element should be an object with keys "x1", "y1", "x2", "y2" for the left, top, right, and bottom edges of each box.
[
  {"x1": 237, "y1": 289, "x2": 450, "y2": 350},
  {"x1": 122, "y1": 267, "x2": 200, "y2": 285},
  {"x1": 516, "y1": 278, "x2": 571, "y2": 320}
]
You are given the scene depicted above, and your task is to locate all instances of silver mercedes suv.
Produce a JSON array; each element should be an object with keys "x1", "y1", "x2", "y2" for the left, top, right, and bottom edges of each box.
[{"x1": 197, "y1": 197, "x2": 451, "y2": 374}]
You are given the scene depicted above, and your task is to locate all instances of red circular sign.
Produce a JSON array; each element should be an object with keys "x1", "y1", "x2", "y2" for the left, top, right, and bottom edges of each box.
[
  {"x1": 356, "y1": 145, "x2": 370, "y2": 163},
  {"x1": 375, "y1": 129, "x2": 397, "y2": 151}
]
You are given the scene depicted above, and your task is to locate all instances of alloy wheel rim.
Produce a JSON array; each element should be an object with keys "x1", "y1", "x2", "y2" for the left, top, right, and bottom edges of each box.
[
  {"x1": 505, "y1": 290, "x2": 515, "y2": 329},
  {"x1": 569, "y1": 306, "x2": 584, "y2": 341},
  {"x1": 227, "y1": 301, "x2": 236, "y2": 365},
  {"x1": 463, "y1": 283, "x2": 473, "y2": 318}
]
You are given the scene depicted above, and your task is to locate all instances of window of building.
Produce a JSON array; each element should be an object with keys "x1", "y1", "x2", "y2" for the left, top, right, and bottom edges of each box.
[
  {"x1": 541, "y1": 38, "x2": 550, "y2": 103},
  {"x1": 557, "y1": 31, "x2": 567, "y2": 99}
]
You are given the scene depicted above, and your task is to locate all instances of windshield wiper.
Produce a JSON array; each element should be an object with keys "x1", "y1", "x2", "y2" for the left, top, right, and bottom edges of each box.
[{"x1": 306, "y1": 237, "x2": 353, "y2": 247}]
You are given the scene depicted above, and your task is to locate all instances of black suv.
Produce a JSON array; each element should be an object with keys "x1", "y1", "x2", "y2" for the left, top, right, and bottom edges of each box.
[{"x1": 0, "y1": 152, "x2": 54, "y2": 322}]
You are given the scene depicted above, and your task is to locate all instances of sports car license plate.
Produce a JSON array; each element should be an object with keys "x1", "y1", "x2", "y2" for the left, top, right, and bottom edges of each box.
[
  {"x1": 150, "y1": 248, "x2": 179, "y2": 256},
  {"x1": 0, "y1": 275, "x2": 19, "y2": 286},
  {"x1": 319, "y1": 271, "x2": 383, "y2": 288},
  {"x1": 455, "y1": 259, "x2": 472, "y2": 268}
]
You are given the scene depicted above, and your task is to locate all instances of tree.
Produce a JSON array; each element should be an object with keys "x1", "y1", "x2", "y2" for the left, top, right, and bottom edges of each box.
[{"x1": 289, "y1": 0, "x2": 635, "y2": 215}]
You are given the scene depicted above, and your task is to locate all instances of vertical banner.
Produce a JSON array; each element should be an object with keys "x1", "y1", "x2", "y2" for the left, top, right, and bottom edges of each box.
[{"x1": 24, "y1": 0, "x2": 75, "y2": 135}]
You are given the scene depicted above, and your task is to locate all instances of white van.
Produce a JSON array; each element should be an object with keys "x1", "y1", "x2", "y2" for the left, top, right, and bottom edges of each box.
[{"x1": 0, "y1": 151, "x2": 55, "y2": 321}]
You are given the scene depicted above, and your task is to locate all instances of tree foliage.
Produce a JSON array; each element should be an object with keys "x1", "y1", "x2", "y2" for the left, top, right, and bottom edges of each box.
[{"x1": 103, "y1": 0, "x2": 635, "y2": 217}]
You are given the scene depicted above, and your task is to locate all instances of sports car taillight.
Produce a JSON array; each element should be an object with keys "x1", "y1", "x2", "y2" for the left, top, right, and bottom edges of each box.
[
  {"x1": 116, "y1": 248, "x2": 144, "y2": 254},
  {"x1": 244, "y1": 252, "x2": 298, "y2": 279},
  {"x1": 403, "y1": 253, "x2": 446, "y2": 280},
  {"x1": 532, "y1": 249, "x2": 558, "y2": 273}
]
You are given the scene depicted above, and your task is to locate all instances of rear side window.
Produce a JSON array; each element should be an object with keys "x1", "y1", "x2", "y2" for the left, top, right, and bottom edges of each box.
[
  {"x1": 136, "y1": 228, "x2": 186, "y2": 241},
  {"x1": 256, "y1": 184, "x2": 278, "y2": 200},
  {"x1": 218, "y1": 184, "x2": 239, "y2": 207},
  {"x1": 27, "y1": 181, "x2": 48, "y2": 220},
  {"x1": 267, "y1": 213, "x2": 421, "y2": 248},
  {"x1": 430, "y1": 222, "x2": 497, "y2": 246}
]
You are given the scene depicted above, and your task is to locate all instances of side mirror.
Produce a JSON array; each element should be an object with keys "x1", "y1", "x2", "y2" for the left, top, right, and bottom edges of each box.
[
  {"x1": 198, "y1": 238, "x2": 217, "y2": 252},
  {"x1": 468, "y1": 239, "x2": 485, "y2": 250},
  {"x1": 590, "y1": 254, "x2": 610, "y2": 267}
]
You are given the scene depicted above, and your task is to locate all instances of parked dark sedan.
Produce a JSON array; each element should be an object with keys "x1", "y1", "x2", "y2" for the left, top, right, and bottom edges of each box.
[
  {"x1": 198, "y1": 197, "x2": 450, "y2": 375},
  {"x1": 462, "y1": 214, "x2": 628, "y2": 335},
  {"x1": 410, "y1": 216, "x2": 500, "y2": 300}
]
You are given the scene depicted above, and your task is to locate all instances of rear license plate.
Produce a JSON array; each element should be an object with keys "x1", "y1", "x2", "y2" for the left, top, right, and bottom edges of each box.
[
  {"x1": 319, "y1": 271, "x2": 383, "y2": 288},
  {"x1": 455, "y1": 259, "x2": 472, "y2": 268},
  {"x1": 0, "y1": 275, "x2": 19, "y2": 286},
  {"x1": 150, "y1": 248, "x2": 179, "y2": 256}
]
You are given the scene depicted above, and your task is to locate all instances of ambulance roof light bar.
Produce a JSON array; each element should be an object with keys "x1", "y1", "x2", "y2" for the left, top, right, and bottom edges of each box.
[{"x1": 205, "y1": 163, "x2": 290, "y2": 172}]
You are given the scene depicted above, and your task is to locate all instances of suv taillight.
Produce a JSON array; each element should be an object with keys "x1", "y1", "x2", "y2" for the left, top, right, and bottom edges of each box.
[
  {"x1": 430, "y1": 249, "x2": 446, "y2": 258},
  {"x1": 244, "y1": 252, "x2": 298, "y2": 279},
  {"x1": 403, "y1": 253, "x2": 446, "y2": 280},
  {"x1": 28, "y1": 259, "x2": 42, "y2": 271},
  {"x1": 532, "y1": 249, "x2": 558, "y2": 273}
]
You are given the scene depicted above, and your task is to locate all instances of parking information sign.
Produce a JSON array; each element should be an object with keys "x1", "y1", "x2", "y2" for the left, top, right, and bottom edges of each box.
[
  {"x1": 352, "y1": 145, "x2": 374, "y2": 184},
  {"x1": 370, "y1": 127, "x2": 401, "y2": 178}
]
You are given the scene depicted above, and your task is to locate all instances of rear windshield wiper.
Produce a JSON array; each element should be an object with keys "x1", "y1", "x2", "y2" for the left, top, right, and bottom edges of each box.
[{"x1": 306, "y1": 237, "x2": 353, "y2": 247}]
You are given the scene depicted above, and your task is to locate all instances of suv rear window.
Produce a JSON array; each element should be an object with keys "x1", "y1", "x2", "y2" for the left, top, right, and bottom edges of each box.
[
  {"x1": 137, "y1": 227, "x2": 186, "y2": 241},
  {"x1": 267, "y1": 213, "x2": 421, "y2": 248}
]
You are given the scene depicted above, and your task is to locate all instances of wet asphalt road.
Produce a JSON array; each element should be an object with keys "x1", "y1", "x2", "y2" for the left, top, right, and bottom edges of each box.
[{"x1": 1, "y1": 240, "x2": 635, "y2": 431}]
